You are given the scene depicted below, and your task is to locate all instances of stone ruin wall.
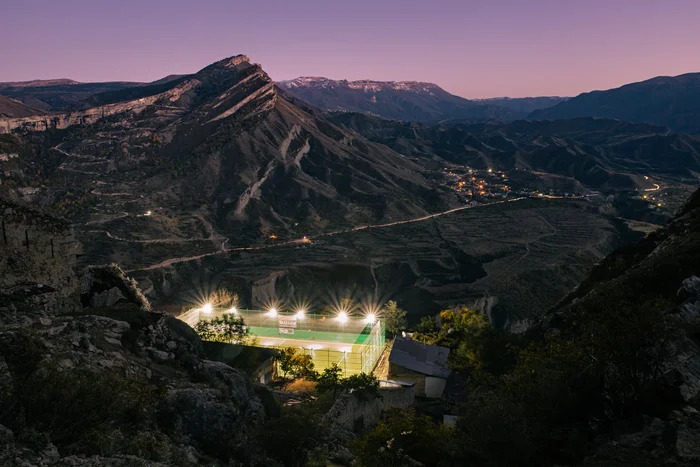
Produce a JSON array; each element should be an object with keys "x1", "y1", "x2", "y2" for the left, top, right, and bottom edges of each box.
[
  {"x1": 323, "y1": 384, "x2": 416, "y2": 432},
  {"x1": 0, "y1": 196, "x2": 79, "y2": 297}
]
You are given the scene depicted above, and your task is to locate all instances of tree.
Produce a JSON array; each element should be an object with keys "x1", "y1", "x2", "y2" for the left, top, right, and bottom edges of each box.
[
  {"x1": 315, "y1": 364, "x2": 344, "y2": 399},
  {"x1": 383, "y1": 301, "x2": 407, "y2": 337},
  {"x1": 193, "y1": 314, "x2": 248, "y2": 344},
  {"x1": 352, "y1": 408, "x2": 456, "y2": 467},
  {"x1": 275, "y1": 348, "x2": 316, "y2": 379},
  {"x1": 344, "y1": 372, "x2": 380, "y2": 400},
  {"x1": 257, "y1": 408, "x2": 323, "y2": 467},
  {"x1": 412, "y1": 315, "x2": 440, "y2": 344},
  {"x1": 209, "y1": 288, "x2": 238, "y2": 309}
]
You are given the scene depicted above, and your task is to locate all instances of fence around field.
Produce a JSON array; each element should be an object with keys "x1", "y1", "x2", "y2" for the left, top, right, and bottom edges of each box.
[{"x1": 178, "y1": 307, "x2": 386, "y2": 376}]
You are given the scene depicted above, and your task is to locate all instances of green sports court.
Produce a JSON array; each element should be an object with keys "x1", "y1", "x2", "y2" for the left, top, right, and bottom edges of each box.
[{"x1": 178, "y1": 307, "x2": 386, "y2": 376}]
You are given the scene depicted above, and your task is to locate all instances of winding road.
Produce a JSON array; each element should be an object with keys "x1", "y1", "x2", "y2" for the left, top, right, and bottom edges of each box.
[{"x1": 125, "y1": 197, "x2": 533, "y2": 272}]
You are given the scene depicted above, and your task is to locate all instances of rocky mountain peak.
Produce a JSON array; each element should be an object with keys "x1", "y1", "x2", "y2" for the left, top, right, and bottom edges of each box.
[{"x1": 224, "y1": 54, "x2": 253, "y2": 68}]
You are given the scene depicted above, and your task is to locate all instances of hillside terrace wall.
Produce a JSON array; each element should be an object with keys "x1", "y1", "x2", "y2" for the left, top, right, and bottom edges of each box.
[
  {"x1": 323, "y1": 383, "x2": 415, "y2": 432},
  {"x1": 0, "y1": 195, "x2": 79, "y2": 296}
]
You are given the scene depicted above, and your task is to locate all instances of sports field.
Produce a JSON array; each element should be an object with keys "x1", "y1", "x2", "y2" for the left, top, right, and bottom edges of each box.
[{"x1": 178, "y1": 307, "x2": 386, "y2": 375}]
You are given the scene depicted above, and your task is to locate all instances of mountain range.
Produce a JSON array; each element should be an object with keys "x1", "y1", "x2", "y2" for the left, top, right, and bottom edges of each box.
[
  {"x1": 330, "y1": 113, "x2": 700, "y2": 190},
  {"x1": 530, "y1": 72, "x2": 700, "y2": 134},
  {"x1": 1, "y1": 55, "x2": 698, "y2": 327},
  {"x1": 278, "y1": 77, "x2": 567, "y2": 122}
]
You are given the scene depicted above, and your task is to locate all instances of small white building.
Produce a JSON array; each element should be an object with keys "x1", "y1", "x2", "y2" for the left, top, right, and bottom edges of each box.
[{"x1": 388, "y1": 337, "x2": 451, "y2": 398}]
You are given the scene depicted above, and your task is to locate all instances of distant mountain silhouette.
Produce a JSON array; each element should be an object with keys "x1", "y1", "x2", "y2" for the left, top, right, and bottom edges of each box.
[
  {"x1": 472, "y1": 96, "x2": 568, "y2": 114},
  {"x1": 530, "y1": 73, "x2": 700, "y2": 134}
]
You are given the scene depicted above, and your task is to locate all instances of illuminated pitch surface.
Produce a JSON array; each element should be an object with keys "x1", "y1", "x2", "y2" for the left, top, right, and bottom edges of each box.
[{"x1": 178, "y1": 308, "x2": 386, "y2": 376}]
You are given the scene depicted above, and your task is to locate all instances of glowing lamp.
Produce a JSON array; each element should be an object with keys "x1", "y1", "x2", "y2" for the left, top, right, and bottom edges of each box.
[
  {"x1": 295, "y1": 310, "x2": 306, "y2": 320},
  {"x1": 201, "y1": 303, "x2": 213, "y2": 314},
  {"x1": 337, "y1": 311, "x2": 349, "y2": 324},
  {"x1": 364, "y1": 313, "x2": 377, "y2": 325},
  {"x1": 228, "y1": 307, "x2": 237, "y2": 314},
  {"x1": 268, "y1": 308, "x2": 278, "y2": 317}
]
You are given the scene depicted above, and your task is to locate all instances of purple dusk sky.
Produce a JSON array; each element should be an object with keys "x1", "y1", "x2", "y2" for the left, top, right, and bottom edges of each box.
[{"x1": 2, "y1": 0, "x2": 699, "y2": 98}]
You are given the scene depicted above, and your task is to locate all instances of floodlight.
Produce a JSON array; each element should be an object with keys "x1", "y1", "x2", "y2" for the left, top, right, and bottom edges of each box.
[{"x1": 202, "y1": 303, "x2": 213, "y2": 313}]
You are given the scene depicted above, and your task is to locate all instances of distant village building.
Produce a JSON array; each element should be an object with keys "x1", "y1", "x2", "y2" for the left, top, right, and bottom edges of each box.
[{"x1": 388, "y1": 337, "x2": 451, "y2": 398}]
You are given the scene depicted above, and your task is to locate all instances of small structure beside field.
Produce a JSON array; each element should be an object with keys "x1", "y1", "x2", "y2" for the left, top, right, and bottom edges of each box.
[{"x1": 388, "y1": 337, "x2": 451, "y2": 398}]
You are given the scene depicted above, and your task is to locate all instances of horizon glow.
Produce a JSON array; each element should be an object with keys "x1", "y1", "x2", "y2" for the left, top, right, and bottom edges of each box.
[{"x1": 2, "y1": 0, "x2": 699, "y2": 98}]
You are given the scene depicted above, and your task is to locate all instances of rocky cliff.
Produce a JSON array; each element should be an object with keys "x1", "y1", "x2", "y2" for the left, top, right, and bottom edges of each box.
[
  {"x1": 542, "y1": 186, "x2": 700, "y2": 465},
  {"x1": 0, "y1": 194, "x2": 79, "y2": 296},
  {"x1": 0, "y1": 199, "x2": 279, "y2": 465}
]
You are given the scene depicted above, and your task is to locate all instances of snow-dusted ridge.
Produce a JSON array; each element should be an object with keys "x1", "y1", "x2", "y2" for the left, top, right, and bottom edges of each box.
[{"x1": 278, "y1": 77, "x2": 443, "y2": 95}]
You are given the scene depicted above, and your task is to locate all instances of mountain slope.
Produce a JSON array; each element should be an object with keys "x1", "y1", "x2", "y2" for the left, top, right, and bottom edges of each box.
[
  {"x1": 530, "y1": 73, "x2": 700, "y2": 134},
  {"x1": 278, "y1": 77, "x2": 514, "y2": 122},
  {"x1": 0, "y1": 95, "x2": 44, "y2": 118},
  {"x1": 472, "y1": 96, "x2": 567, "y2": 114},
  {"x1": 330, "y1": 112, "x2": 700, "y2": 189},
  {"x1": 2, "y1": 55, "x2": 460, "y2": 253}
]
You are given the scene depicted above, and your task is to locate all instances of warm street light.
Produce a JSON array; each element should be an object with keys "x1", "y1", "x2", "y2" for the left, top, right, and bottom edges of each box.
[
  {"x1": 364, "y1": 313, "x2": 377, "y2": 324},
  {"x1": 268, "y1": 308, "x2": 278, "y2": 317},
  {"x1": 296, "y1": 310, "x2": 306, "y2": 319},
  {"x1": 337, "y1": 311, "x2": 349, "y2": 323},
  {"x1": 202, "y1": 303, "x2": 213, "y2": 313}
]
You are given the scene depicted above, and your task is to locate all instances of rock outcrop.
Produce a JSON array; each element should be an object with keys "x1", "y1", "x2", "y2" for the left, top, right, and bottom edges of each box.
[
  {"x1": 0, "y1": 201, "x2": 275, "y2": 465},
  {"x1": 0, "y1": 194, "x2": 79, "y2": 295}
]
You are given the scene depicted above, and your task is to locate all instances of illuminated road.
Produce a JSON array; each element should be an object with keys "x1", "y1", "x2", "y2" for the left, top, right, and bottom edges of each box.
[
  {"x1": 127, "y1": 197, "x2": 536, "y2": 272},
  {"x1": 85, "y1": 212, "x2": 129, "y2": 225},
  {"x1": 644, "y1": 183, "x2": 661, "y2": 192}
]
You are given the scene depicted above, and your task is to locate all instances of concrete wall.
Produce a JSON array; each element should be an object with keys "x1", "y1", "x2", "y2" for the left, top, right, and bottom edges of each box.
[
  {"x1": 389, "y1": 362, "x2": 427, "y2": 395},
  {"x1": 425, "y1": 376, "x2": 447, "y2": 398},
  {"x1": 323, "y1": 384, "x2": 415, "y2": 432},
  {"x1": 388, "y1": 364, "x2": 448, "y2": 398},
  {"x1": 0, "y1": 196, "x2": 79, "y2": 296}
]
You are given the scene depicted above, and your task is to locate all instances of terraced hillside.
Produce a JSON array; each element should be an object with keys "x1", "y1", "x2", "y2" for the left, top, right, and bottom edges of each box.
[{"x1": 116, "y1": 197, "x2": 628, "y2": 330}]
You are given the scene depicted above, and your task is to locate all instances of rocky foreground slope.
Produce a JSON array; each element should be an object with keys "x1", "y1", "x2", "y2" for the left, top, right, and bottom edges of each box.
[
  {"x1": 541, "y1": 186, "x2": 700, "y2": 465},
  {"x1": 0, "y1": 194, "x2": 278, "y2": 465}
]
